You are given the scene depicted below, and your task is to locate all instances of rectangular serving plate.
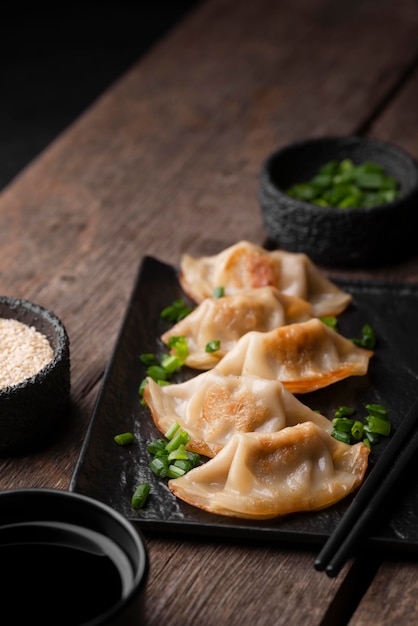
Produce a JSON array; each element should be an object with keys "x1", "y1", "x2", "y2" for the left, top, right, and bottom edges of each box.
[{"x1": 70, "y1": 256, "x2": 418, "y2": 553}]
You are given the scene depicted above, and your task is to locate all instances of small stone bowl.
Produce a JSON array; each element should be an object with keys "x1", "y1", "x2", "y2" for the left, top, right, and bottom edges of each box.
[
  {"x1": 259, "y1": 136, "x2": 418, "y2": 267},
  {"x1": 0, "y1": 488, "x2": 149, "y2": 625},
  {"x1": 0, "y1": 296, "x2": 71, "y2": 455}
]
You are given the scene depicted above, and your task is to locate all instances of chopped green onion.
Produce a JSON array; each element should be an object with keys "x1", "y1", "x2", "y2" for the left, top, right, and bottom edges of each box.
[
  {"x1": 332, "y1": 417, "x2": 354, "y2": 432},
  {"x1": 161, "y1": 299, "x2": 192, "y2": 322},
  {"x1": 139, "y1": 379, "x2": 148, "y2": 395},
  {"x1": 172, "y1": 458, "x2": 193, "y2": 472},
  {"x1": 139, "y1": 353, "x2": 157, "y2": 365},
  {"x1": 351, "y1": 323, "x2": 376, "y2": 349},
  {"x1": 330, "y1": 402, "x2": 391, "y2": 450},
  {"x1": 131, "y1": 483, "x2": 151, "y2": 509},
  {"x1": 146, "y1": 438, "x2": 167, "y2": 454},
  {"x1": 149, "y1": 456, "x2": 169, "y2": 478},
  {"x1": 114, "y1": 432, "x2": 135, "y2": 446},
  {"x1": 160, "y1": 354, "x2": 184, "y2": 374},
  {"x1": 167, "y1": 336, "x2": 189, "y2": 360},
  {"x1": 168, "y1": 443, "x2": 188, "y2": 461},
  {"x1": 186, "y1": 450, "x2": 201, "y2": 467},
  {"x1": 364, "y1": 403, "x2": 388, "y2": 418},
  {"x1": 146, "y1": 364, "x2": 168, "y2": 382},
  {"x1": 351, "y1": 420, "x2": 364, "y2": 441},
  {"x1": 363, "y1": 430, "x2": 381, "y2": 446},
  {"x1": 212, "y1": 286, "x2": 225, "y2": 298},
  {"x1": 166, "y1": 464, "x2": 187, "y2": 479},
  {"x1": 286, "y1": 159, "x2": 400, "y2": 209},
  {"x1": 165, "y1": 422, "x2": 181, "y2": 440},
  {"x1": 205, "y1": 339, "x2": 221, "y2": 353},
  {"x1": 363, "y1": 438, "x2": 371, "y2": 450},
  {"x1": 320, "y1": 316, "x2": 338, "y2": 330},
  {"x1": 365, "y1": 415, "x2": 391, "y2": 437},
  {"x1": 165, "y1": 429, "x2": 190, "y2": 452},
  {"x1": 334, "y1": 406, "x2": 355, "y2": 418},
  {"x1": 331, "y1": 430, "x2": 352, "y2": 444}
]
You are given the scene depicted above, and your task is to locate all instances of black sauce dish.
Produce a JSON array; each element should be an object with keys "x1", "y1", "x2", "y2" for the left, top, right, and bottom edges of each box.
[
  {"x1": 0, "y1": 296, "x2": 71, "y2": 455},
  {"x1": 259, "y1": 135, "x2": 418, "y2": 268},
  {"x1": 0, "y1": 488, "x2": 149, "y2": 625}
]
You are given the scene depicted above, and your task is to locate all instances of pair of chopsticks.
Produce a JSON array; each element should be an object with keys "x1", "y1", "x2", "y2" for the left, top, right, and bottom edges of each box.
[{"x1": 314, "y1": 395, "x2": 418, "y2": 577}]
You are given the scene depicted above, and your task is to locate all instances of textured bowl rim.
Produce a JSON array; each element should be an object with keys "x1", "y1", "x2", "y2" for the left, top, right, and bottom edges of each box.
[
  {"x1": 0, "y1": 295, "x2": 69, "y2": 395},
  {"x1": 0, "y1": 487, "x2": 149, "y2": 624}
]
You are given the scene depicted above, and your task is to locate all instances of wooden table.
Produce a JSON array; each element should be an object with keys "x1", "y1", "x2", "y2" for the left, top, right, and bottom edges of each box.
[{"x1": 1, "y1": 0, "x2": 418, "y2": 623}]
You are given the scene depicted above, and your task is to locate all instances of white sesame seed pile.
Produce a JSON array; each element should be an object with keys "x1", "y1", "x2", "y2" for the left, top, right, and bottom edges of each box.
[{"x1": 0, "y1": 318, "x2": 54, "y2": 390}]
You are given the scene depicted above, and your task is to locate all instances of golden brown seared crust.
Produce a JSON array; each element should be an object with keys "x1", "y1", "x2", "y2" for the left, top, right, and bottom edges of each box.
[
  {"x1": 142, "y1": 371, "x2": 333, "y2": 458},
  {"x1": 168, "y1": 423, "x2": 370, "y2": 520},
  {"x1": 216, "y1": 318, "x2": 373, "y2": 394},
  {"x1": 161, "y1": 286, "x2": 312, "y2": 370},
  {"x1": 179, "y1": 240, "x2": 352, "y2": 317}
]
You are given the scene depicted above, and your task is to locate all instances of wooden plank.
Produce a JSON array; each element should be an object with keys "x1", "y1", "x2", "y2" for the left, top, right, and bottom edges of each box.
[{"x1": 349, "y1": 560, "x2": 418, "y2": 625}]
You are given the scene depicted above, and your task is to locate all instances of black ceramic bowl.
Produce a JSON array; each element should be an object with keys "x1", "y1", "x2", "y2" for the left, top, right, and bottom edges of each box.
[
  {"x1": 0, "y1": 488, "x2": 149, "y2": 625},
  {"x1": 259, "y1": 136, "x2": 418, "y2": 267},
  {"x1": 0, "y1": 296, "x2": 70, "y2": 455}
]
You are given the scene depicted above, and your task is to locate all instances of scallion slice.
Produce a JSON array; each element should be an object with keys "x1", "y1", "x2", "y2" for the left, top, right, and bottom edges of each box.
[
  {"x1": 205, "y1": 339, "x2": 221, "y2": 353},
  {"x1": 165, "y1": 429, "x2": 190, "y2": 452},
  {"x1": 165, "y1": 421, "x2": 180, "y2": 440},
  {"x1": 212, "y1": 286, "x2": 225, "y2": 298},
  {"x1": 131, "y1": 483, "x2": 151, "y2": 509},
  {"x1": 114, "y1": 432, "x2": 135, "y2": 446},
  {"x1": 149, "y1": 456, "x2": 169, "y2": 478},
  {"x1": 160, "y1": 299, "x2": 192, "y2": 322},
  {"x1": 365, "y1": 415, "x2": 391, "y2": 437}
]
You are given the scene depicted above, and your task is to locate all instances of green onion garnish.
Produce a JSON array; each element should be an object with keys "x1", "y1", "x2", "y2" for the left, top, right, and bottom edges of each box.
[
  {"x1": 161, "y1": 299, "x2": 192, "y2": 322},
  {"x1": 146, "y1": 364, "x2": 168, "y2": 382},
  {"x1": 320, "y1": 316, "x2": 338, "y2": 330},
  {"x1": 131, "y1": 483, "x2": 151, "y2": 509},
  {"x1": 331, "y1": 403, "x2": 391, "y2": 450},
  {"x1": 146, "y1": 425, "x2": 202, "y2": 488},
  {"x1": 212, "y1": 286, "x2": 224, "y2": 298},
  {"x1": 139, "y1": 353, "x2": 157, "y2": 365},
  {"x1": 205, "y1": 339, "x2": 221, "y2": 353},
  {"x1": 167, "y1": 335, "x2": 189, "y2": 360},
  {"x1": 165, "y1": 429, "x2": 190, "y2": 452},
  {"x1": 114, "y1": 432, "x2": 135, "y2": 446},
  {"x1": 139, "y1": 336, "x2": 189, "y2": 402},
  {"x1": 351, "y1": 323, "x2": 376, "y2": 349},
  {"x1": 286, "y1": 159, "x2": 400, "y2": 209},
  {"x1": 333, "y1": 406, "x2": 355, "y2": 418},
  {"x1": 149, "y1": 456, "x2": 169, "y2": 478}
]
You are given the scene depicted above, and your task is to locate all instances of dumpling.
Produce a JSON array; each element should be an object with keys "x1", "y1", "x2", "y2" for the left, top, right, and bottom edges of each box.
[
  {"x1": 161, "y1": 286, "x2": 312, "y2": 370},
  {"x1": 215, "y1": 318, "x2": 373, "y2": 393},
  {"x1": 168, "y1": 422, "x2": 370, "y2": 519},
  {"x1": 179, "y1": 240, "x2": 352, "y2": 317},
  {"x1": 143, "y1": 370, "x2": 332, "y2": 457}
]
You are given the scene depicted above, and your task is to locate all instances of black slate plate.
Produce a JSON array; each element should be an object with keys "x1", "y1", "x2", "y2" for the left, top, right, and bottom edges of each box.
[{"x1": 70, "y1": 256, "x2": 418, "y2": 553}]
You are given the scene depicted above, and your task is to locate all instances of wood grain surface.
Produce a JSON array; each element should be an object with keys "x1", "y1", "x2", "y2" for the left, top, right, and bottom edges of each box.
[{"x1": 1, "y1": 0, "x2": 418, "y2": 623}]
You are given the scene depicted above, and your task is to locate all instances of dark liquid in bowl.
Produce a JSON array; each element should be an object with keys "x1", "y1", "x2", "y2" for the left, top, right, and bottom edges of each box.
[{"x1": 0, "y1": 523, "x2": 134, "y2": 625}]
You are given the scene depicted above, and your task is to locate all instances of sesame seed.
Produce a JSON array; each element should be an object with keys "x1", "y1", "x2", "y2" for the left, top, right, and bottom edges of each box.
[{"x1": 0, "y1": 318, "x2": 54, "y2": 390}]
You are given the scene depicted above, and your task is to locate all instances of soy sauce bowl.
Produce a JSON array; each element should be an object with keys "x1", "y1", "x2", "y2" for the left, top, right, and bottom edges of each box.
[
  {"x1": 0, "y1": 296, "x2": 71, "y2": 455},
  {"x1": 259, "y1": 136, "x2": 418, "y2": 268},
  {"x1": 0, "y1": 488, "x2": 149, "y2": 625}
]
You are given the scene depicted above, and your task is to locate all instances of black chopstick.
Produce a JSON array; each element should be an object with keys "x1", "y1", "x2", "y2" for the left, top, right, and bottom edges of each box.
[{"x1": 314, "y1": 395, "x2": 418, "y2": 577}]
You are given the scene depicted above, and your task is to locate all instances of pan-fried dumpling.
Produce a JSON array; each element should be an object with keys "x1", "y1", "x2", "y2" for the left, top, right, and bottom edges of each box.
[
  {"x1": 161, "y1": 286, "x2": 312, "y2": 370},
  {"x1": 143, "y1": 370, "x2": 332, "y2": 457},
  {"x1": 216, "y1": 318, "x2": 373, "y2": 393},
  {"x1": 179, "y1": 240, "x2": 352, "y2": 317},
  {"x1": 168, "y1": 423, "x2": 370, "y2": 519}
]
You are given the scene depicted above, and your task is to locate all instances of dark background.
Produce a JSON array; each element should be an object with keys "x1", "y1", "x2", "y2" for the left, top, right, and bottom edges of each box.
[{"x1": 0, "y1": 1, "x2": 200, "y2": 190}]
